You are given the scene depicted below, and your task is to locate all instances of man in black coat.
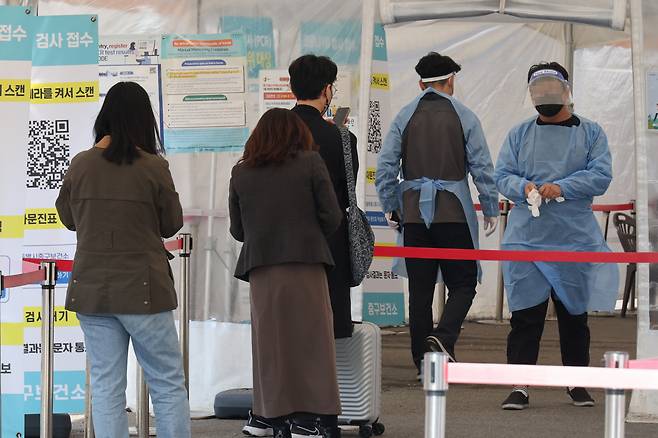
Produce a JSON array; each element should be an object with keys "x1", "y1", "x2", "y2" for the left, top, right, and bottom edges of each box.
[{"x1": 289, "y1": 54, "x2": 359, "y2": 340}]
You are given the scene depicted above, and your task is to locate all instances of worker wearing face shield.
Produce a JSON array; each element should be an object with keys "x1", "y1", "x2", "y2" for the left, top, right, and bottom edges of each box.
[
  {"x1": 495, "y1": 62, "x2": 619, "y2": 411},
  {"x1": 375, "y1": 52, "x2": 499, "y2": 376}
]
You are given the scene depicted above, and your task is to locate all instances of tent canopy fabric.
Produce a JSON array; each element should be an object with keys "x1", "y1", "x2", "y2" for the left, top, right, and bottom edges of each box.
[{"x1": 380, "y1": 0, "x2": 628, "y2": 30}]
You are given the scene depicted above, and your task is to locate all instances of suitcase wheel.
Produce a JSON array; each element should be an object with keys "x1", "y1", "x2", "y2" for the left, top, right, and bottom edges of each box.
[
  {"x1": 359, "y1": 425, "x2": 373, "y2": 438},
  {"x1": 372, "y1": 422, "x2": 385, "y2": 436}
]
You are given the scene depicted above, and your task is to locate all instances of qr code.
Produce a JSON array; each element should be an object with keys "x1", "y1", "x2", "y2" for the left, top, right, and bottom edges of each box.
[
  {"x1": 367, "y1": 100, "x2": 382, "y2": 153},
  {"x1": 27, "y1": 120, "x2": 70, "y2": 190}
]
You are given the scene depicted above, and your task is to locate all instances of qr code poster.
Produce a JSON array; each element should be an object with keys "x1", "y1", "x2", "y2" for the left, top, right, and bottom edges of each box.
[{"x1": 27, "y1": 119, "x2": 71, "y2": 190}]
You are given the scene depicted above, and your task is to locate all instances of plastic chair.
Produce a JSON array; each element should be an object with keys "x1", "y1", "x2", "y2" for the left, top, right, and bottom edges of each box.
[{"x1": 613, "y1": 213, "x2": 636, "y2": 317}]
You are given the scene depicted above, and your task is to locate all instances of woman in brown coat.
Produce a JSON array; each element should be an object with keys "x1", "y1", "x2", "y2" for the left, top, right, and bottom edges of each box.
[
  {"x1": 55, "y1": 82, "x2": 189, "y2": 438},
  {"x1": 229, "y1": 108, "x2": 343, "y2": 438}
]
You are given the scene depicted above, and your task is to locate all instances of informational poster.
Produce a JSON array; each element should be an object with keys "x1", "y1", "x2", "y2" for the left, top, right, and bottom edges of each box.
[
  {"x1": 647, "y1": 70, "x2": 658, "y2": 130},
  {"x1": 258, "y1": 69, "x2": 296, "y2": 114},
  {"x1": 361, "y1": 23, "x2": 404, "y2": 326},
  {"x1": 161, "y1": 33, "x2": 248, "y2": 153},
  {"x1": 99, "y1": 34, "x2": 160, "y2": 65},
  {"x1": 23, "y1": 13, "x2": 99, "y2": 417},
  {"x1": 0, "y1": 7, "x2": 32, "y2": 436},
  {"x1": 220, "y1": 16, "x2": 275, "y2": 79},
  {"x1": 99, "y1": 36, "x2": 163, "y2": 135},
  {"x1": 300, "y1": 20, "x2": 361, "y2": 66}
]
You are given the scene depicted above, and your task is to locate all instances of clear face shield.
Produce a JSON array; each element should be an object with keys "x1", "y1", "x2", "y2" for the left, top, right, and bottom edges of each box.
[{"x1": 528, "y1": 69, "x2": 573, "y2": 116}]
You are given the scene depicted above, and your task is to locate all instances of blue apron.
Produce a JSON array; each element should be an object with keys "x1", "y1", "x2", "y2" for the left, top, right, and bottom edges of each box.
[{"x1": 391, "y1": 177, "x2": 483, "y2": 283}]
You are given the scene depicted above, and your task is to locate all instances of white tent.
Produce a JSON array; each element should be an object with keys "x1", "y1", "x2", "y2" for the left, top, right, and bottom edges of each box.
[{"x1": 10, "y1": 0, "x2": 658, "y2": 422}]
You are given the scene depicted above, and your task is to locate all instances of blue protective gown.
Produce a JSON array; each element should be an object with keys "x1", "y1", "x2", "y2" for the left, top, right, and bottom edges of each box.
[
  {"x1": 494, "y1": 115, "x2": 619, "y2": 315},
  {"x1": 376, "y1": 87, "x2": 499, "y2": 283}
]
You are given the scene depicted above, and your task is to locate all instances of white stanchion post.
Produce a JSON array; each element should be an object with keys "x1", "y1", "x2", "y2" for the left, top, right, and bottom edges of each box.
[
  {"x1": 604, "y1": 351, "x2": 629, "y2": 438},
  {"x1": 40, "y1": 261, "x2": 57, "y2": 438},
  {"x1": 136, "y1": 366, "x2": 149, "y2": 438},
  {"x1": 84, "y1": 359, "x2": 94, "y2": 438},
  {"x1": 178, "y1": 233, "x2": 193, "y2": 393},
  {"x1": 424, "y1": 352, "x2": 448, "y2": 438}
]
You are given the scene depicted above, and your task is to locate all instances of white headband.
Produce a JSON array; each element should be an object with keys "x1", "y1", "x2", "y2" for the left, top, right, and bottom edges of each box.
[{"x1": 420, "y1": 72, "x2": 455, "y2": 83}]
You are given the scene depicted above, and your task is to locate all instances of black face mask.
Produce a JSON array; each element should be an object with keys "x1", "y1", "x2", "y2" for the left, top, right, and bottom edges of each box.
[{"x1": 535, "y1": 104, "x2": 563, "y2": 117}]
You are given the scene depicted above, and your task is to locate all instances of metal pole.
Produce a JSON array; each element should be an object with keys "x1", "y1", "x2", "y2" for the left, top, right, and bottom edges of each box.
[
  {"x1": 630, "y1": 200, "x2": 637, "y2": 311},
  {"x1": 604, "y1": 351, "x2": 629, "y2": 438},
  {"x1": 495, "y1": 200, "x2": 510, "y2": 322},
  {"x1": 604, "y1": 211, "x2": 611, "y2": 241},
  {"x1": 202, "y1": 153, "x2": 218, "y2": 319},
  {"x1": 40, "y1": 261, "x2": 57, "y2": 438},
  {"x1": 136, "y1": 366, "x2": 149, "y2": 438},
  {"x1": 424, "y1": 352, "x2": 448, "y2": 438},
  {"x1": 179, "y1": 233, "x2": 193, "y2": 393},
  {"x1": 84, "y1": 360, "x2": 94, "y2": 438}
]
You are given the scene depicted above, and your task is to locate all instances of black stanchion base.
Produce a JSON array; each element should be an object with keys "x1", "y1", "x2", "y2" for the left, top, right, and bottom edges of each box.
[
  {"x1": 214, "y1": 388, "x2": 253, "y2": 419},
  {"x1": 24, "y1": 413, "x2": 72, "y2": 438}
]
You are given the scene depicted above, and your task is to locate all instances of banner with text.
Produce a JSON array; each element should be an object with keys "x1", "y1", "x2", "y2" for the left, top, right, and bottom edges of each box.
[
  {"x1": 24, "y1": 13, "x2": 99, "y2": 417},
  {"x1": 0, "y1": 7, "x2": 33, "y2": 436},
  {"x1": 361, "y1": 24, "x2": 404, "y2": 326}
]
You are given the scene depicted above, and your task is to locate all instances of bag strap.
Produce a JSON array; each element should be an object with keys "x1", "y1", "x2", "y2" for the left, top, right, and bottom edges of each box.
[{"x1": 338, "y1": 126, "x2": 358, "y2": 209}]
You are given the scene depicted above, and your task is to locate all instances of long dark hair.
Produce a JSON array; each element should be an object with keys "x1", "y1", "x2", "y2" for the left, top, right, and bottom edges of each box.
[
  {"x1": 240, "y1": 108, "x2": 317, "y2": 167},
  {"x1": 94, "y1": 81, "x2": 164, "y2": 164}
]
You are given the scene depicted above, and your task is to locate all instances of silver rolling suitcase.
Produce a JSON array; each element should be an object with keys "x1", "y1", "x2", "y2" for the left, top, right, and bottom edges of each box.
[{"x1": 336, "y1": 321, "x2": 385, "y2": 437}]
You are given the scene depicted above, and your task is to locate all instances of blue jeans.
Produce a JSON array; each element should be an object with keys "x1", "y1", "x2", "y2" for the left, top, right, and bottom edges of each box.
[{"x1": 78, "y1": 312, "x2": 190, "y2": 438}]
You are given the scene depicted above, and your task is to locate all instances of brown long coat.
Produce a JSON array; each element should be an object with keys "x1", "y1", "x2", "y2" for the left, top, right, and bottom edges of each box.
[{"x1": 55, "y1": 146, "x2": 183, "y2": 314}]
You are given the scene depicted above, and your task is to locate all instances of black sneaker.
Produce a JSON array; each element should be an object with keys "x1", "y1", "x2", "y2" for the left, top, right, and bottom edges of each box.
[
  {"x1": 290, "y1": 423, "x2": 322, "y2": 437},
  {"x1": 501, "y1": 389, "x2": 529, "y2": 410},
  {"x1": 242, "y1": 410, "x2": 272, "y2": 437},
  {"x1": 567, "y1": 387, "x2": 595, "y2": 407},
  {"x1": 425, "y1": 336, "x2": 456, "y2": 362}
]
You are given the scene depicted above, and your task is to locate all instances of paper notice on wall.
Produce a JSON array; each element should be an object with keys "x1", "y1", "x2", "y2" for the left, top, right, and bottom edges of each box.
[
  {"x1": 99, "y1": 64, "x2": 162, "y2": 131},
  {"x1": 259, "y1": 69, "x2": 296, "y2": 114},
  {"x1": 166, "y1": 94, "x2": 246, "y2": 128},
  {"x1": 99, "y1": 35, "x2": 160, "y2": 66},
  {"x1": 161, "y1": 33, "x2": 248, "y2": 152}
]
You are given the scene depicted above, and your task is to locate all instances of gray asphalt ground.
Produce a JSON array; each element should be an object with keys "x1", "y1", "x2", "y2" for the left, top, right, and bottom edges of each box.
[{"x1": 72, "y1": 314, "x2": 658, "y2": 437}]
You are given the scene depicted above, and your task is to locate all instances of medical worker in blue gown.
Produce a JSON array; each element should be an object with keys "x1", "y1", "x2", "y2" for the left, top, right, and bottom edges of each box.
[
  {"x1": 376, "y1": 52, "x2": 499, "y2": 377},
  {"x1": 495, "y1": 62, "x2": 619, "y2": 411}
]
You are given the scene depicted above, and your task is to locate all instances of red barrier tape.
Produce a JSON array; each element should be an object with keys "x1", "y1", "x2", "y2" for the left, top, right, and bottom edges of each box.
[
  {"x1": 447, "y1": 362, "x2": 658, "y2": 390},
  {"x1": 592, "y1": 203, "x2": 635, "y2": 212},
  {"x1": 474, "y1": 202, "x2": 634, "y2": 213},
  {"x1": 164, "y1": 238, "x2": 183, "y2": 252},
  {"x1": 629, "y1": 359, "x2": 658, "y2": 370},
  {"x1": 21, "y1": 238, "x2": 184, "y2": 274},
  {"x1": 374, "y1": 246, "x2": 658, "y2": 264},
  {"x1": 23, "y1": 258, "x2": 73, "y2": 272},
  {"x1": 3, "y1": 270, "x2": 45, "y2": 288}
]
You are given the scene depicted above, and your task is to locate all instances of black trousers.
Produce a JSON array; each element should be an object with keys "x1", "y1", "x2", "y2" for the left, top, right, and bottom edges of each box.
[
  {"x1": 507, "y1": 294, "x2": 590, "y2": 367},
  {"x1": 404, "y1": 223, "x2": 477, "y2": 370},
  {"x1": 326, "y1": 217, "x2": 353, "y2": 339}
]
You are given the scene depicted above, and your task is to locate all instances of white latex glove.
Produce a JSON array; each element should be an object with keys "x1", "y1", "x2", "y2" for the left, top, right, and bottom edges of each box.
[
  {"x1": 385, "y1": 212, "x2": 399, "y2": 230},
  {"x1": 527, "y1": 188, "x2": 542, "y2": 218},
  {"x1": 483, "y1": 216, "x2": 498, "y2": 237}
]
